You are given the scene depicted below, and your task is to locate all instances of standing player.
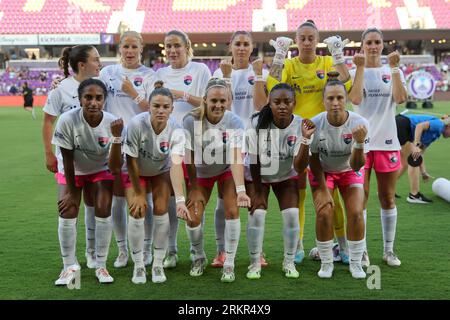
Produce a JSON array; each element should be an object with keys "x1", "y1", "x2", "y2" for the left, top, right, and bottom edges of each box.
[
  {"x1": 211, "y1": 30, "x2": 269, "y2": 268},
  {"x1": 52, "y1": 78, "x2": 122, "y2": 285},
  {"x1": 298, "y1": 73, "x2": 369, "y2": 279},
  {"x1": 22, "y1": 82, "x2": 35, "y2": 119},
  {"x1": 99, "y1": 31, "x2": 156, "y2": 269},
  {"x1": 42, "y1": 45, "x2": 102, "y2": 270},
  {"x1": 261, "y1": 20, "x2": 352, "y2": 264},
  {"x1": 348, "y1": 27, "x2": 407, "y2": 267}
]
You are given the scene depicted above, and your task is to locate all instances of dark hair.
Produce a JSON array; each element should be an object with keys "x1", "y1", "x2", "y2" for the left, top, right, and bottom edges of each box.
[
  {"x1": 252, "y1": 83, "x2": 296, "y2": 133},
  {"x1": 58, "y1": 45, "x2": 96, "y2": 77},
  {"x1": 229, "y1": 30, "x2": 253, "y2": 64},
  {"x1": 77, "y1": 78, "x2": 107, "y2": 100},
  {"x1": 361, "y1": 27, "x2": 384, "y2": 43},
  {"x1": 149, "y1": 80, "x2": 174, "y2": 102},
  {"x1": 296, "y1": 19, "x2": 319, "y2": 36},
  {"x1": 323, "y1": 71, "x2": 346, "y2": 96}
]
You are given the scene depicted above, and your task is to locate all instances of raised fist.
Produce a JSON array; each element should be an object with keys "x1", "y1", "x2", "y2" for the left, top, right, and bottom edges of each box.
[
  {"x1": 387, "y1": 50, "x2": 400, "y2": 68},
  {"x1": 352, "y1": 125, "x2": 368, "y2": 144}
]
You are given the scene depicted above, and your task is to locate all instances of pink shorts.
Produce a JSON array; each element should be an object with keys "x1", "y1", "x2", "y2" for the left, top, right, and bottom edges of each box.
[
  {"x1": 365, "y1": 150, "x2": 402, "y2": 173},
  {"x1": 56, "y1": 170, "x2": 115, "y2": 188},
  {"x1": 308, "y1": 169, "x2": 365, "y2": 190},
  {"x1": 121, "y1": 173, "x2": 157, "y2": 189},
  {"x1": 196, "y1": 171, "x2": 233, "y2": 189}
]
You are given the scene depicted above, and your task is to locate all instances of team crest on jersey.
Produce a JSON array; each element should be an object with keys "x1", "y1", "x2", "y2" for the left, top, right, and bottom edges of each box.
[
  {"x1": 160, "y1": 141, "x2": 169, "y2": 153},
  {"x1": 248, "y1": 75, "x2": 255, "y2": 85},
  {"x1": 184, "y1": 75, "x2": 193, "y2": 85},
  {"x1": 316, "y1": 70, "x2": 325, "y2": 79},
  {"x1": 222, "y1": 131, "x2": 229, "y2": 144},
  {"x1": 98, "y1": 137, "x2": 109, "y2": 147},
  {"x1": 342, "y1": 133, "x2": 352, "y2": 144},
  {"x1": 133, "y1": 77, "x2": 143, "y2": 87},
  {"x1": 287, "y1": 135, "x2": 297, "y2": 147},
  {"x1": 382, "y1": 74, "x2": 391, "y2": 83}
]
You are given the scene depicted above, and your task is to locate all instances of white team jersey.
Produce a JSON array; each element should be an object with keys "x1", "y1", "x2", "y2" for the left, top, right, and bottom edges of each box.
[
  {"x1": 349, "y1": 66, "x2": 405, "y2": 151},
  {"x1": 245, "y1": 115, "x2": 302, "y2": 183},
  {"x1": 184, "y1": 110, "x2": 244, "y2": 178},
  {"x1": 52, "y1": 108, "x2": 118, "y2": 175},
  {"x1": 100, "y1": 64, "x2": 155, "y2": 125},
  {"x1": 310, "y1": 111, "x2": 370, "y2": 173},
  {"x1": 123, "y1": 112, "x2": 186, "y2": 177},
  {"x1": 213, "y1": 66, "x2": 269, "y2": 127},
  {"x1": 154, "y1": 61, "x2": 211, "y2": 125}
]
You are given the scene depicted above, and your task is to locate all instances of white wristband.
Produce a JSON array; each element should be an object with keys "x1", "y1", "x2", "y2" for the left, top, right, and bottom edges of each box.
[
  {"x1": 111, "y1": 136, "x2": 123, "y2": 144},
  {"x1": 255, "y1": 75, "x2": 265, "y2": 82},
  {"x1": 223, "y1": 77, "x2": 232, "y2": 85},
  {"x1": 391, "y1": 67, "x2": 400, "y2": 74},
  {"x1": 133, "y1": 94, "x2": 144, "y2": 104},
  {"x1": 236, "y1": 185, "x2": 246, "y2": 194},
  {"x1": 301, "y1": 136, "x2": 312, "y2": 145},
  {"x1": 175, "y1": 196, "x2": 185, "y2": 204},
  {"x1": 353, "y1": 142, "x2": 365, "y2": 149}
]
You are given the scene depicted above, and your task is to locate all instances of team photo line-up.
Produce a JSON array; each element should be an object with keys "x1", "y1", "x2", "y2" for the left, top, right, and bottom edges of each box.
[{"x1": 43, "y1": 20, "x2": 438, "y2": 286}]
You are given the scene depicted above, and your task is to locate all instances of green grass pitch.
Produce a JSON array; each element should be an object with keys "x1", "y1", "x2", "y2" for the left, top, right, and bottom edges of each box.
[{"x1": 0, "y1": 102, "x2": 449, "y2": 300}]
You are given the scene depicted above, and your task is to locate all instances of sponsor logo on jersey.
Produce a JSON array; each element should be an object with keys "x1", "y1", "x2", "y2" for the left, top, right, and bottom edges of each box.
[
  {"x1": 390, "y1": 153, "x2": 398, "y2": 163},
  {"x1": 184, "y1": 75, "x2": 193, "y2": 85},
  {"x1": 133, "y1": 77, "x2": 143, "y2": 87},
  {"x1": 382, "y1": 74, "x2": 391, "y2": 83},
  {"x1": 316, "y1": 70, "x2": 325, "y2": 79},
  {"x1": 248, "y1": 75, "x2": 255, "y2": 85},
  {"x1": 222, "y1": 131, "x2": 229, "y2": 144},
  {"x1": 98, "y1": 137, "x2": 109, "y2": 147},
  {"x1": 287, "y1": 135, "x2": 297, "y2": 147},
  {"x1": 160, "y1": 141, "x2": 169, "y2": 153},
  {"x1": 342, "y1": 133, "x2": 352, "y2": 144},
  {"x1": 385, "y1": 139, "x2": 393, "y2": 145}
]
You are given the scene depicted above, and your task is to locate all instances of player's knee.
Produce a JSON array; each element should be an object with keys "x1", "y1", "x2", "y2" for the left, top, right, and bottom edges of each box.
[
  {"x1": 59, "y1": 208, "x2": 78, "y2": 219},
  {"x1": 316, "y1": 206, "x2": 333, "y2": 224},
  {"x1": 379, "y1": 193, "x2": 395, "y2": 209},
  {"x1": 95, "y1": 204, "x2": 111, "y2": 218},
  {"x1": 225, "y1": 207, "x2": 239, "y2": 219},
  {"x1": 153, "y1": 201, "x2": 168, "y2": 215}
]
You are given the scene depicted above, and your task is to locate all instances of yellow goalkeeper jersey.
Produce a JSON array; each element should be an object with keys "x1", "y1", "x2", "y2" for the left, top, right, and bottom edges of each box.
[{"x1": 267, "y1": 55, "x2": 352, "y2": 119}]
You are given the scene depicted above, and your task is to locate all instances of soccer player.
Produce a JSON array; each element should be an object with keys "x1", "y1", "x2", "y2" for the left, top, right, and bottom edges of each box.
[
  {"x1": 298, "y1": 73, "x2": 369, "y2": 279},
  {"x1": 183, "y1": 78, "x2": 251, "y2": 282},
  {"x1": 262, "y1": 20, "x2": 352, "y2": 264},
  {"x1": 348, "y1": 27, "x2": 407, "y2": 267},
  {"x1": 149, "y1": 29, "x2": 211, "y2": 269},
  {"x1": 52, "y1": 78, "x2": 122, "y2": 285},
  {"x1": 99, "y1": 31, "x2": 156, "y2": 269},
  {"x1": 119, "y1": 82, "x2": 189, "y2": 284},
  {"x1": 22, "y1": 82, "x2": 35, "y2": 120},
  {"x1": 211, "y1": 30, "x2": 269, "y2": 268},
  {"x1": 42, "y1": 45, "x2": 102, "y2": 270}
]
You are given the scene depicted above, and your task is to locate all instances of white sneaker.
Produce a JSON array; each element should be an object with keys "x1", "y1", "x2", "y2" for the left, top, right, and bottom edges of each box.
[
  {"x1": 132, "y1": 266, "x2": 147, "y2": 284},
  {"x1": 221, "y1": 265, "x2": 235, "y2": 283},
  {"x1": 54, "y1": 265, "x2": 80, "y2": 286},
  {"x1": 163, "y1": 253, "x2": 178, "y2": 269},
  {"x1": 383, "y1": 251, "x2": 401, "y2": 267},
  {"x1": 143, "y1": 251, "x2": 153, "y2": 267},
  {"x1": 190, "y1": 258, "x2": 207, "y2": 277},
  {"x1": 361, "y1": 251, "x2": 370, "y2": 268},
  {"x1": 113, "y1": 251, "x2": 128, "y2": 268},
  {"x1": 282, "y1": 261, "x2": 299, "y2": 279},
  {"x1": 246, "y1": 263, "x2": 261, "y2": 280},
  {"x1": 152, "y1": 266, "x2": 167, "y2": 283},
  {"x1": 318, "y1": 262, "x2": 334, "y2": 278},
  {"x1": 85, "y1": 251, "x2": 96, "y2": 269},
  {"x1": 350, "y1": 263, "x2": 366, "y2": 279},
  {"x1": 95, "y1": 267, "x2": 114, "y2": 283}
]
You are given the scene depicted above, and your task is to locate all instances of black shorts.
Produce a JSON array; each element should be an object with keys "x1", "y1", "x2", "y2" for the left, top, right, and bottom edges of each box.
[
  {"x1": 24, "y1": 99, "x2": 33, "y2": 107},
  {"x1": 396, "y1": 114, "x2": 412, "y2": 146}
]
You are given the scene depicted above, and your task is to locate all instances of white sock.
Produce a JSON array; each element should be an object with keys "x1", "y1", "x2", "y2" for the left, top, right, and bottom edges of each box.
[
  {"x1": 247, "y1": 209, "x2": 266, "y2": 265},
  {"x1": 186, "y1": 224, "x2": 205, "y2": 260},
  {"x1": 381, "y1": 207, "x2": 397, "y2": 254},
  {"x1": 153, "y1": 213, "x2": 169, "y2": 267},
  {"x1": 84, "y1": 205, "x2": 95, "y2": 256},
  {"x1": 167, "y1": 196, "x2": 178, "y2": 254},
  {"x1": 58, "y1": 217, "x2": 77, "y2": 269},
  {"x1": 111, "y1": 196, "x2": 128, "y2": 253},
  {"x1": 95, "y1": 216, "x2": 113, "y2": 269},
  {"x1": 363, "y1": 209, "x2": 367, "y2": 251},
  {"x1": 144, "y1": 193, "x2": 154, "y2": 254},
  {"x1": 316, "y1": 239, "x2": 334, "y2": 264},
  {"x1": 128, "y1": 216, "x2": 145, "y2": 267},
  {"x1": 281, "y1": 208, "x2": 300, "y2": 264},
  {"x1": 224, "y1": 218, "x2": 241, "y2": 268},
  {"x1": 348, "y1": 239, "x2": 365, "y2": 265},
  {"x1": 337, "y1": 236, "x2": 348, "y2": 253},
  {"x1": 214, "y1": 198, "x2": 225, "y2": 253}
]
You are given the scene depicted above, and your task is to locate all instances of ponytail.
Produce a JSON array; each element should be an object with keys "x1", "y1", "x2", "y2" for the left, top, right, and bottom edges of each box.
[
  {"x1": 58, "y1": 45, "x2": 96, "y2": 78},
  {"x1": 58, "y1": 47, "x2": 72, "y2": 77}
]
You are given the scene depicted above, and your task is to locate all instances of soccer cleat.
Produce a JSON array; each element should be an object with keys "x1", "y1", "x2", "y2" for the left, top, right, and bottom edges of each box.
[
  {"x1": 260, "y1": 252, "x2": 268, "y2": 267},
  {"x1": 350, "y1": 263, "x2": 366, "y2": 279},
  {"x1": 282, "y1": 261, "x2": 300, "y2": 279},
  {"x1": 294, "y1": 249, "x2": 305, "y2": 264},
  {"x1": 246, "y1": 263, "x2": 261, "y2": 280},
  {"x1": 190, "y1": 258, "x2": 207, "y2": 277},
  {"x1": 143, "y1": 251, "x2": 153, "y2": 267},
  {"x1": 383, "y1": 251, "x2": 401, "y2": 267},
  {"x1": 152, "y1": 266, "x2": 167, "y2": 283},
  {"x1": 309, "y1": 247, "x2": 321, "y2": 261},
  {"x1": 361, "y1": 251, "x2": 370, "y2": 268},
  {"x1": 339, "y1": 250, "x2": 350, "y2": 265},
  {"x1": 95, "y1": 267, "x2": 114, "y2": 283},
  {"x1": 54, "y1": 265, "x2": 80, "y2": 286},
  {"x1": 211, "y1": 251, "x2": 226, "y2": 268},
  {"x1": 85, "y1": 251, "x2": 96, "y2": 269},
  {"x1": 332, "y1": 243, "x2": 342, "y2": 262},
  {"x1": 113, "y1": 251, "x2": 128, "y2": 268},
  {"x1": 318, "y1": 262, "x2": 334, "y2": 278},
  {"x1": 407, "y1": 192, "x2": 433, "y2": 204},
  {"x1": 132, "y1": 266, "x2": 147, "y2": 284},
  {"x1": 221, "y1": 265, "x2": 235, "y2": 283},
  {"x1": 163, "y1": 252, "x2": 178, "y2": 269}
]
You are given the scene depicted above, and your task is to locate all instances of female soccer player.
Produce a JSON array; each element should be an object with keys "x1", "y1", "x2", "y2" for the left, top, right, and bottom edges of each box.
[
  {"x1": 52, "y1": 78, "x2": 122, "y2": 285},
  {"x1": 210, "y1": 30, "x2": 269, "y2": 268},
  {"x1": 183, "y1": 78, "x2": 251, "y2": 282},
  {"x1": 298, "y1": 73, "x2": 369, "y2": 279},
  {"x1": 349, "y1": 27, "x2": 407, "y2": 267},
  {"x1": 120, "y1": 82, "x2": 189, "y2": 284},
  {"x1": 42, "y1": 45, "x2": 102, "y2": 270},
  {"x1": 261, "y1": 20, "x2": 352, "y2": 264},
  {"x1": 150, "y1": 29, "x2": 211, "y2": 269},
  {"x1": 99, "y1": 31, "x2": 156, "y2": 269},
  {"x1": 246, "y1": 83, "x2": 309, "y2": 280}
]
